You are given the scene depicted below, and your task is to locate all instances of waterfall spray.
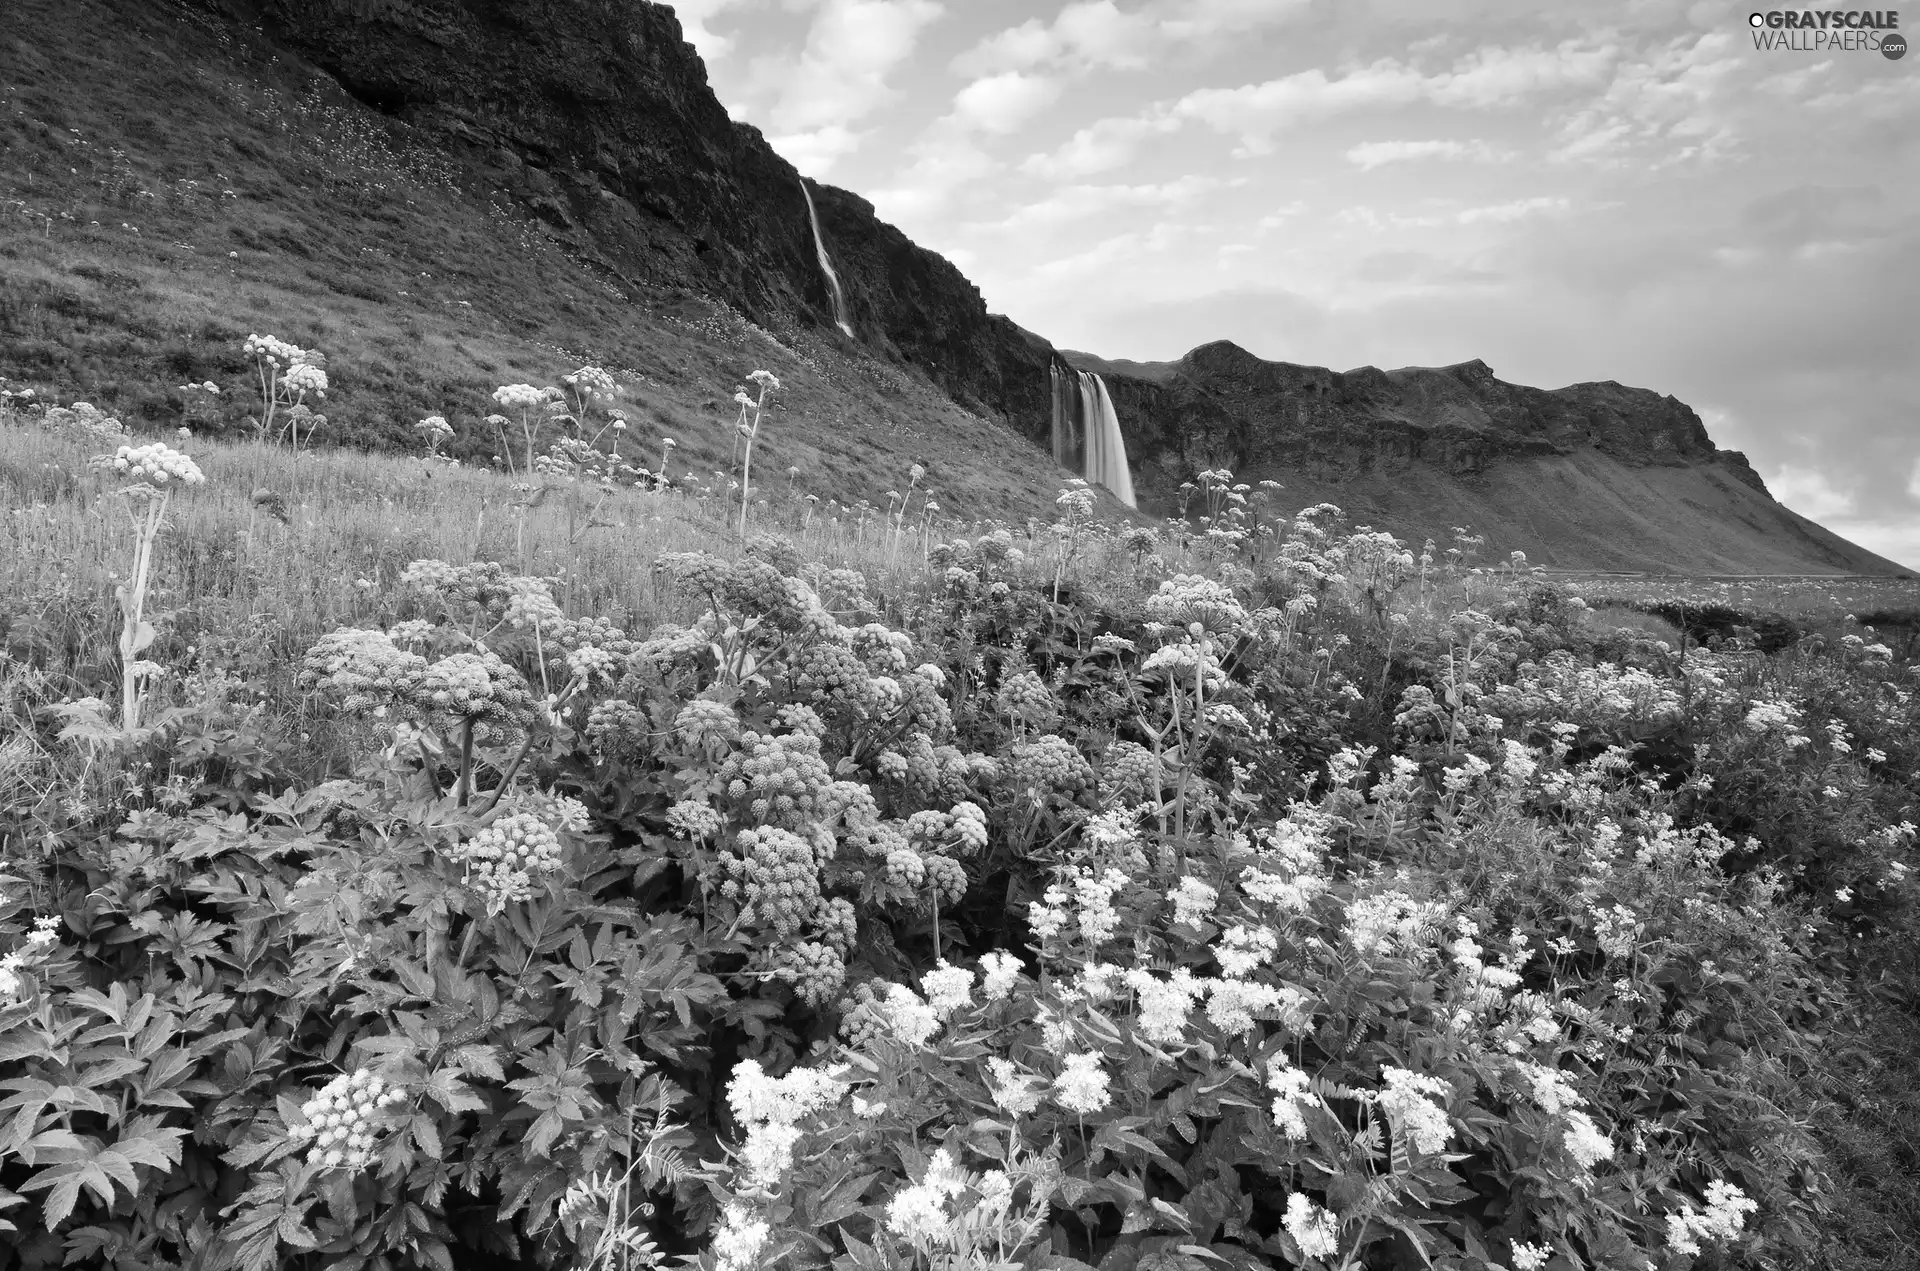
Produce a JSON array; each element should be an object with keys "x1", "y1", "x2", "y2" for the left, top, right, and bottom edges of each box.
[
  {"x1": 1049, "y1": 357, "x2": 1136, "y2": 508},
  {"x1": 799, "y1": 179, "x2": 855, "y2": 338}
]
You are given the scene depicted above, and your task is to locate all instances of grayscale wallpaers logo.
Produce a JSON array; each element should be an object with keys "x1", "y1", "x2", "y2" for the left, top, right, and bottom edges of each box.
[{"x1": 1747, "y1": 10, "x2": 1906, "y2": 56}]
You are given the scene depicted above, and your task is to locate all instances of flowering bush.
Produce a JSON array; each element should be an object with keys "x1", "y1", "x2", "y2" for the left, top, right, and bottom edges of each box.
[{"x1": 1, "y1": 417, "x2": 1915, "y2": 1271}]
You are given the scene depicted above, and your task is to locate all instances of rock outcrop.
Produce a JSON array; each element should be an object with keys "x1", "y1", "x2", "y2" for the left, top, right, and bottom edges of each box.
[
  {"x1": 1061, "y1": 343, "x2": 1903, "y2": 574},
  {"x1": 1064, "y1": 342, "x2": 1771, "y2": 502}
]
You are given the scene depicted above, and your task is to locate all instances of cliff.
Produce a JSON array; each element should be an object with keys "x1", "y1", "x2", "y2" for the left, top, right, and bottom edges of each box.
[
  {"x1": 1063, "y1": 343, "x2": 1901, "y2": 574},
  {"x1": 207, "y1": 0, "x2": 1054, "y2": 429}
]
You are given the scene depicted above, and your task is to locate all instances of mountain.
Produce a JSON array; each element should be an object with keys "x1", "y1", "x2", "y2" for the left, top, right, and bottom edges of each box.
[
  {"x1": 1062, "y1": 342, "x2": 1907, "y2": 575},
  {"x1": 1, "y1": 0, "x2": 1903, "y2": 573},
  {"x1": 0, "y1": 0, "x2": 1064, "y2": 521}
]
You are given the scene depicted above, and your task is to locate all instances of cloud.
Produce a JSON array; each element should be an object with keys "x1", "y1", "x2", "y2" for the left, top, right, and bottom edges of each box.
[
  {"x1": 865, "y1": 131, "x2": 995, "y2": 220},
  {"x1": 953, "y1": 0, "x2": 1308, "y2": 76},
  {"x1": 1908, "y1": 455, "x2": 1920, "y2": 502},
  {"x1": 765, "y1": 0, "x2": 944, "y2": 133},
  {"x1": 1020, "y1": 112, "x2": 1180, "y2": 177},
  {"x1": 979, "y1": 175, "x2": 1226, "y2": 233},
  {"x1": 768, "y1": 125, "x2": 866, "y2": 176},
  {"x1": 1769, "y1": 464, "x2": 1857, "y2": 522},
  {"x1": 1546, "y1": 31, "x2": 1742, "y2": 166},
  {"x1": 1258, "y1": 201, "x2": 1307, "y2": 230},
  {"x1": 951, "y1": 72, "x2": 1062, "y2": 133},
  {"x1": 1456, "y1": 196, "x2": 1570, "y2": 223},
  {"x1": 1172, "y1": 40, "x2": 1618, "y2": 155},
  {"x1": 1337, "y1": 205, "x2": 1445, "y2": 231},
  {"x1": 668, "y1": 0, "x2": 750, "y2": 59},
  {"x1": 1346, "y1": 138, "x2": 1513, "y2": 169}
]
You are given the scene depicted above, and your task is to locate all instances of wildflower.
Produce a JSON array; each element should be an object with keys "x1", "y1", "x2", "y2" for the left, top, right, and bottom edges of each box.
[
  {"x1": 1168, "y1": 876, "x2": 1219, "y2": 926},
  {"x1": 987, "y1": 1057, "x2": 1042, "y2": 1116},
  {"x1": 1377, "y1": 1068, "x2": 1452, "y2": 1154},
  {"x1": 1205, "y1": 977, "x2": 1286, "y2": 1034},
  {"x1": 922, "y1": 961, "x2": 974, "y2": 1018},
  {"x1": 1126, "y1": 967, "x2": 1204, "y2": 1045},
  {"x1": 1267, "y1": 1056, "x2": 1315, "y2": 1139},
  {"x1": 449, "y1": 813, "x2": 563, "y2": 914},
  {"x1": 666, "y1": 800, "x2": 724, "y2": 840},
  {"x1": 1215, "y1": 925, "x2": 1277, "y2": 977},
  {"x1": 288, "y1": 1069, "x2": 405, "y2": 1170},
  {"x1": 1666, "y1": 1180, "x2": 1758, "y2": 1257},
  {"x1": 1053, "y1": 1053, "x2": 1111, "y2": 1115},
  {"x1": 979, "y1": 950, "x2": 1025, "y2": 1000},
  {"x1": 870, "y1": 982, "x2": 940, "y2": 1047},
  {"x1": 1284, "y1": 1193, "x2": 1340, "y2": 1261},
  {"x1": 712, "y1": 1204, "x2": 770, "y2": 1271},
  {"x1": 1562, "y1": 1108, "x2": 1614, "y2": 1170},
  {"x1": 1510, "y1": 1242, "x2": 1551, "y2": 1271},
  {"x1": 886, "y1": 1148, "x2": 965, "y2": 1251},
  {"x1": 96, "y1": 441, "x2": 206, "y2": 488}
]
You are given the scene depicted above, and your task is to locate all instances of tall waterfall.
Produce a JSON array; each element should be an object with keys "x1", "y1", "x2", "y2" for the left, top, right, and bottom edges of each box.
[
  {"x1": 799, "y1": 179, "x2": 854, "y2": 338},
  {"x1": 1050, "y1": 360, "x2": 1136, "y2": 509}
]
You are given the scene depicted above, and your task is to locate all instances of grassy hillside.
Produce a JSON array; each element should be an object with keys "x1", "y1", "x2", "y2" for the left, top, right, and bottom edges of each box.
[
  {"x1": 0, "y1": 0, "x2": 1090, "y2": 526},
  {"x1": 1254, "y1": 447, "x2": 1911, "y2": 575}
]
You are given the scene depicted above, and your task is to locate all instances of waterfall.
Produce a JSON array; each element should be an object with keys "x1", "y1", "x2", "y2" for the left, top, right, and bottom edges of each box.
[
  {"x1": 799, "y1": 179, "x2": 854, "y2": 338},
  {"x1": 1049, "y1": 359, "x2": 1136, "y2": 509}
]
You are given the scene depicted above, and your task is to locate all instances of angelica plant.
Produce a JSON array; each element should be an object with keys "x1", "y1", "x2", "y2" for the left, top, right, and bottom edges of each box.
[
  {"x1": 90, "y1": 441, "x2": 206, "y2": 729},
  {"x1": 733, "y1": 370, "x2": 779, "y2": 538},
  {"x1": 242, "y1": 333, "x2": 327, "y2": 451}
]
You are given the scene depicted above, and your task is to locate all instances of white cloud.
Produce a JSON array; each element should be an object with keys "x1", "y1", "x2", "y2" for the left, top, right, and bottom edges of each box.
[
  {"x1": 1337, "y1": 205, "x2": 1445, "y2": 231},
  {"x1": 1020, "y1": 112, "x2": 1180, "y2": 177},
  {"x1": 981, "y1": 175, "x2": 1225, "y2": 232},
  {"x1": 668, "y1": 0, "x2": 750, "y2": 59},
  {"x1": 951, "y1": 72, "x2": 1062, "y2": 133},
  {"x1": 1456, "y1": 196, "x2": 1570, "y2": 223},
  {"x1": 1172, "y1": 41, "x2": 1618, "y2": 155},
  {"x1": 1770, "y1": 464, "x2": 1856, "y2": 522},
  {"x1": 866, "y1": 131, "x2": 996, "y2": 221},
  {"x1": 768, "y1": 125, "x2": 866, "y2": 176},
  {"x1": 1345, "y1": 138, "x2": 1512, "y2": 169},
  {"x1": 768, "y1": 0, "x2": 944, "y2": 132},
  {"x1": 954, "y1": 0, "x2": 1307, "y2": 76},
  {"x1": 1908, "y1": 455, "x2": 1920, "y2": 501},
  {"x1": 1547, "y1": 31, "x2": 1743, "y2": 166},
  {"x1": 1258, "y1": 201, "x2": 1307, "y2": 230}
]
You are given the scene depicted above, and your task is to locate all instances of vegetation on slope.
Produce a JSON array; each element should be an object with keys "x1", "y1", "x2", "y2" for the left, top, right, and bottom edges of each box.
[{"x1": 1, "y1": 373, "x2": 1919, "y2": 1270}]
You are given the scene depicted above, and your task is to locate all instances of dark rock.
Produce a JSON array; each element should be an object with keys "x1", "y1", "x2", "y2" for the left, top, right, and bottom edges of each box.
[{"x1": 1072, "y1": 343, "x2": 1739, "y2": 500}]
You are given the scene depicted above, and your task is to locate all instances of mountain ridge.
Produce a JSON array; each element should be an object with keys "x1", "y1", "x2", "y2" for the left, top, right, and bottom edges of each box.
[{"x1": 0, "y1": 0, "x2": 1905, "y2": 573}]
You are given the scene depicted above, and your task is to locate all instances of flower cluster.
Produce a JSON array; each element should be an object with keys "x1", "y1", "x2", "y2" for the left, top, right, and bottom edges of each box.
[
  {"x1": 0, "y1": 917, "x2": 61, "y2": 998},
  {"x1": 1665, "y1": 1180, "x2": 1758, "y2": 1257},
  {"x1": 94, "y1": 442, "x2": 207, "y2": 489},
  {"x1": 493, "y1": 383, "x2": 563, "y2": 412},
  {"x1": 726, "y1": 1058, "x2": 847, "y2": 1192},
  {"x1": 289, "y1": 1069, "x2": 405, "y2": 1171},
  {"x1": 1377, "y1": 1067, "x2": 1453, "y2": 1155},
  {"x1": 448, "y1": 813, "x2": 564, "y2": 914}
]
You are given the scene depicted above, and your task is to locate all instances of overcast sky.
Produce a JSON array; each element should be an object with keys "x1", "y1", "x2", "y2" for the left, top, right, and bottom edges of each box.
[{"x1": 671, "y1": 0, "x2": 1920, "y2": 567}]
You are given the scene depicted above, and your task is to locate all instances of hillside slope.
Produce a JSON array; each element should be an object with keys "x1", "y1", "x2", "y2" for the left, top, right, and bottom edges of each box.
[
  {"x1": 1064, "y1": 343, "x2": 1906, "y2": 574},
  {"x1": 0, "y1": 0, "x2": 1078, "y2": 522}
]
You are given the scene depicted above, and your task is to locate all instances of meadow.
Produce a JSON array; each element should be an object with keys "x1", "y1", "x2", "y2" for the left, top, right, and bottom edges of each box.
[{"x1": 1, "y1": 358, "x2": 1918, "y2": 1271}]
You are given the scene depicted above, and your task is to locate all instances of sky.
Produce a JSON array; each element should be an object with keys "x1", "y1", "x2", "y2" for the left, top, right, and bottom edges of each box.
[{"x1": 669, "y1": 0, "x2": 1920, "y2": 568}]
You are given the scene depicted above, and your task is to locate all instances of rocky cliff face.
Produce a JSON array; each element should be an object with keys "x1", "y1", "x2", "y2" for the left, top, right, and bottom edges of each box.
[
  {"x1": 1067, "y1": 341, "x2": 1771, "y2": 505},
  {"x1": 210, "y1": 0, "x2": 1052, "y2": 427}
]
